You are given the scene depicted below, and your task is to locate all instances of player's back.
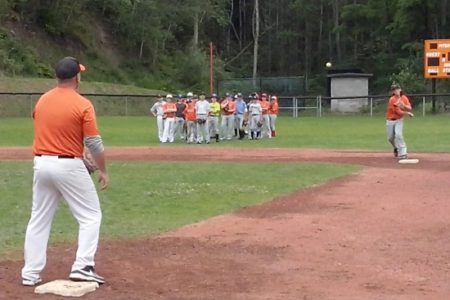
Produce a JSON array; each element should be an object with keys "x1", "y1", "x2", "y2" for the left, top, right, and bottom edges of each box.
[{"x1": 33, "y1": 87, "x2": 95, "y2": 157}]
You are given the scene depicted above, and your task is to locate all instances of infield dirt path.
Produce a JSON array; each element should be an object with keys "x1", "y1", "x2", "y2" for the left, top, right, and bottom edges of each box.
[{"x1": 1, "y1": 147, "x2": 450, "y2": 299}]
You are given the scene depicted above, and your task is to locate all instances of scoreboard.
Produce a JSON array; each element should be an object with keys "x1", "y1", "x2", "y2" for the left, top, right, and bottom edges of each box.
[{"x1": 424, "y1": 39, "x2": 450, "y2": 79}]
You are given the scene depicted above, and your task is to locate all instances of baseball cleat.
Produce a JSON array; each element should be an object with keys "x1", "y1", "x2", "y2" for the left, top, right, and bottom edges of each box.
[
  {"x1": 398, "y1": 155, "x2": 408, "y2": 160},
  {"x1": 22, "y1": 277, "x2": 42, "y2": 286},
  {"x1": 69, "y1": 266, "x2": 105, "y2": 284}
]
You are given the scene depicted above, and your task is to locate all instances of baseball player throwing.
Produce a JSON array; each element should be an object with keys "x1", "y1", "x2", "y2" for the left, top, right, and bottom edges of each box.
[
  {"x1": 22, "y1": 57, "x2": 108, "y2": 286},
  {"x1": 386, "y1": 84, "x2": 413, "y2": 160}
]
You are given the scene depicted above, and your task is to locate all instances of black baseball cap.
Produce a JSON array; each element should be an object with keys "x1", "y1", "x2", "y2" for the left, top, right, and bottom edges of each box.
[{"x1": 55, "y1": 57, "x2": 86, "y2": 79}]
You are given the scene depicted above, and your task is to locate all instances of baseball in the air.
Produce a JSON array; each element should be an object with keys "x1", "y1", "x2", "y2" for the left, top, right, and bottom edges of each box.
[{"x1": 325, "y1": 62, "x2": 332, "y2": 68}]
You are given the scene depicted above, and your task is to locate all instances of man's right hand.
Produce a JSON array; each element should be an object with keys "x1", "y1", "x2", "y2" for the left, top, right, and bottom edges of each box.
[{"x1": 98, "y1": 171, "x2": 109, "y2": 190}]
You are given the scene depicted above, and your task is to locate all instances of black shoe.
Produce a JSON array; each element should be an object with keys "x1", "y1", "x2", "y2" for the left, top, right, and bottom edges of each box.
[
  {"x1": 393, "y1": 148, "x2": 398, "y2": 157},
  {"x1": 69, "y1": 266, "x2": 105, "y2": 284},
  {"x1": 398, "y1": 155, "x2": 408, "y2": 160}
]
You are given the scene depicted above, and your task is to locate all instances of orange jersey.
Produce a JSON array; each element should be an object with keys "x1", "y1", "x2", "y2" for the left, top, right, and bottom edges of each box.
[
  {"x1": 164, "y1": 102, "x2": 177, "y2": 118},
  {"x1": 269, "y1": 102, "x2": 279, "y2": 114},
  {"x1": 32, "y1": 87, "x2": 99, "y2": 157},
  {"x1": 386, "y1": 95, "x2": 411, "y2": 120},
  {"x1": 260, "y1": 100, "x2": 270, "y2": 115},
  {"x1": 183, "y1": 103, "x2": 196, "y2": 121},
  {"x1": 221, "y1": 99, "x2": 236, "y2": 115}
]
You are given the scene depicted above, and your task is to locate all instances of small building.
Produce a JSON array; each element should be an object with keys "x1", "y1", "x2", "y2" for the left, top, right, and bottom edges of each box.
[{"x1": 327, "y1": 72, "x2": 373, "y2": 113}]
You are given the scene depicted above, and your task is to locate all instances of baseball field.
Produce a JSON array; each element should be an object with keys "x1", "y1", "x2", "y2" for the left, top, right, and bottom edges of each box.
[{"x1": 1, "y1": 116, "x2": 450, "y2": 299}]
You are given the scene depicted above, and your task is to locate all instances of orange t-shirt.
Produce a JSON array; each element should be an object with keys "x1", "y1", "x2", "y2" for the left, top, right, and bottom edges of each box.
[
  {"x1": 261, "y1": 100, "x2": 270, "y2": 115},
  {"x1": 221, "y1": 99, "x2": 236, "y2": 115},
  {"x1": 183, "y1": 103, "x2": 196, "y2": 121},
  {"x1": 386, "y1": 95, "x2": 411, "y2": 120},
  {"x1": 164, "y1": 102, "x2": 177, "y2": 118},
  {"x1": 269, "y1": 102, "x2": 279, "y2": 114},
  {"x1": 32, "y1": 87, "x2": 99, "y2": 158}
]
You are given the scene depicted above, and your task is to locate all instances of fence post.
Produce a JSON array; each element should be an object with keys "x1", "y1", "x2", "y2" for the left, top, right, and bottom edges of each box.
[
  {"x1": 319, "y1": 96, "x2": 322, "y2": 117},
  {"x1": 293, "y1": 97, "x2": 296, "y2": 118},
  {"x1": 29, "y1": 94, "x2": 33, "y2": 115},
  {"x1": 125, "y1": 96, "x2": 128, "y2": 116},
  {"x1": 370, "y1": 97, "x2": 373, "y2": 117},
  {"x1": 422, "y1": 96, "x2": 426, "y2": 116}
]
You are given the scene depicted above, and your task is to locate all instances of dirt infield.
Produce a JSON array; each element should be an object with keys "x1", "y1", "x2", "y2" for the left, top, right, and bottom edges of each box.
[{"x1": 1, "y1": 147, "x2": 450, "y2": 299}]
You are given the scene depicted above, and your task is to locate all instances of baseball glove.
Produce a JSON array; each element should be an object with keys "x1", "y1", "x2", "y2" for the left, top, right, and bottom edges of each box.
[
  {"x1": 83, "y1": 149, "x2": 98, "y2": 174},
  {"x1": 197, "y1": 119, "x2": 206, "y2": 124},
  {"x1": 257, "y1": 121, "x2": 263, "y2": 128}
]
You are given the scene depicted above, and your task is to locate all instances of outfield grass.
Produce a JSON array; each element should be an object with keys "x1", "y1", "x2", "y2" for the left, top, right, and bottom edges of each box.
[
  {"x1": 0, "y1": 161, "x2": 359, "y2": 258},
  {"x1": 2, "y1": 115, "x2": 450, "y2": 152}
]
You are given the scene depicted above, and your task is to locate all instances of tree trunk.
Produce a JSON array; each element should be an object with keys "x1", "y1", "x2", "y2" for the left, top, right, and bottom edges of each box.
[
  {"x1": 139, "y1": 39, "x2": 144, "y2": 60},
  {"x1": 193, "y1": 11, "x2": 199, "y2": 50},
  {"x1": 332, "y1": 0, "x2": 342, "y2": 63},
  {"x1": 318, "y1": 0, "x2": 324, "y2": 68},
  {"x1": 252, "y1": 0, "x2": 259, "y2": 81},
  {"x1": 226, "y1": 0, "x2": 233, "y2": 54}
]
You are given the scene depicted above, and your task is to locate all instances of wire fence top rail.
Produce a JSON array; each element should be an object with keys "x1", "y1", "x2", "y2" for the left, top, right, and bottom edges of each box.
[
  {"x1": 0, "y1": 92, "x2": 160, "y2": 98},
  {"x1": 1, "y1": 92, "x2": 450, "y2": 99}
]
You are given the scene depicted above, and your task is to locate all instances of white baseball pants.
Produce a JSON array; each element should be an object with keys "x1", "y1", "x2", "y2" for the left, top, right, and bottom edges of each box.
[
  {"x1": 156, "y1": 115, "x2": 164, "y2": 142},
  {"x1": 261, "y1": 114, "x2": 272, "y2": 138},
  {"x1": 386, "y1": 118, "x2": 407, "y2": 157},
  {"x1": 221, "y1": 115, "x2": 235, "y2": 140},
  {"x1": 269, "y1": 114, "x2": 277, "y2": 132},
  {"x1": 22, "y1": 155, "x2": 102, "y2": 282},
  {"x1": 162, "y1": 117, "x2": 175, "y2": 143}
]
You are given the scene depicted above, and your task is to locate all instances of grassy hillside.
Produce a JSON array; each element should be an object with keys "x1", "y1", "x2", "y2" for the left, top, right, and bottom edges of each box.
[{"x1": 0, "y1": 77, "x2": 165, "y2": 95}]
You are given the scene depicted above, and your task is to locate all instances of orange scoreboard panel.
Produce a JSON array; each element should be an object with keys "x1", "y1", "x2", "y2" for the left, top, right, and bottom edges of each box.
[{"x1": 424, "y1": 39, "x2": 450, "y2": 79}]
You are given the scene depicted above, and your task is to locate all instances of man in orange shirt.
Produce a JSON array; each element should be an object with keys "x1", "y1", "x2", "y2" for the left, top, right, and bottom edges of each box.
[
  {"x1": 268, "y1": 95, "x2": 279, "y2": 137},
  {"x1": 162, "y1": 94, "x2": 177, "y2": 143},
  {"x1": 260, "y1": 93, "x2": 272, "y2": 138},
  {"x1": 22, "y1": 57, "x2": 108, "y2": 286},
  {"x1": 183, "y1": 97, "x2": 197, "y2": 144},
  {"x1": 220, "y1": 93, "x2": 236, "y2": 140},
  {"x1": 386, "y1": 84, "x2": 413, "y2": 160}
]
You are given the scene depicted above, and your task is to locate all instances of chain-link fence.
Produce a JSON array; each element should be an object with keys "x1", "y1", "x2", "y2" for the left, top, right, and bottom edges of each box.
[
  {"x1": 217, "y1": 76, "x2": 305, "y2": 97},
  {"x1": 0, "y1": 93, "x2": 160, "y2": 117},
  {"x1": 2, "y1": 92, "x2": 450, "y2": 118}
]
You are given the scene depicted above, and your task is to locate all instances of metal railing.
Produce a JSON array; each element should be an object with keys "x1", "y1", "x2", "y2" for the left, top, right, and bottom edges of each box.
[{"x1": 1, "y1": 92, "x2": 450, "y2": 118}]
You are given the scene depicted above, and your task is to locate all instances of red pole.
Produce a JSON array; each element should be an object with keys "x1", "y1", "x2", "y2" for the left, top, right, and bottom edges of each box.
[{"x1": 209, "y1": 42, "x2": 214, "y2": 95}]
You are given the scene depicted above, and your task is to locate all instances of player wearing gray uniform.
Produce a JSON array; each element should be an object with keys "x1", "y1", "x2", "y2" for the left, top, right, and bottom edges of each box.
[
  {"x1": 234, "y1": 93, "x2": 247, "y2": 140},
  {"x1": 195, "y1": 93, "x2": 210, "y2": 144},
  {"x1": 248, "y1": 96, "x2": 262, "y2": 140},
  {"x1": 150, "y1": 95, "x2": 165, "y2": 142}
]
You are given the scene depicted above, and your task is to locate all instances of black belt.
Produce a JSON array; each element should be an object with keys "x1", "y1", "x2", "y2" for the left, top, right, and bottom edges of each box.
[
  {"x1": 388, "y1": 118, "x2": 399, "y2": 121},
  {"x1": 35, "y1": 154, "x2": 75, "y2": 159}
]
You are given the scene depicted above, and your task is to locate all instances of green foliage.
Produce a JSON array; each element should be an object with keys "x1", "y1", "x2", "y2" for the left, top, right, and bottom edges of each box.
[
  {"x1": 0, "y1": 0, "x2": 450, "y2": 92},
  {"x1": 0, "y1": 28, "x2": 53, "y2": 77}
]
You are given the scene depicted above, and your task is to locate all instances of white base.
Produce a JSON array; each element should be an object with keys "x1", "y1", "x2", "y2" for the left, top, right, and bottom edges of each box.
[
  {"x1": 398, "y1": 158, "x2": 419, "y2": 164},
  {"x1": 34, "y1": 279, "x2": 99, "y2": 297}
]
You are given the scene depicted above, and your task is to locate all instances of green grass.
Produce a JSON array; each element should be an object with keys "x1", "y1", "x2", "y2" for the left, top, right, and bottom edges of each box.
[
  {"x1": 0, "y1": 161, "x2": 359, "y2": 259},
  {"x1": 2, "y1": 115, "x2": 450, "y2": 152},
  {"x1": 0, "y1": 77, "x2": 164, "y2": 95}
]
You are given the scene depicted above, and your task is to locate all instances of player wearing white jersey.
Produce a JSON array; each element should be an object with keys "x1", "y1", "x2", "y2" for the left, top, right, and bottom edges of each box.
[
  {"x1": 195, "y1": 93, "x2": 210, "y2": 144},
  {"x1": 150, "y1": 95, "x2": 166, "y2": 142}
]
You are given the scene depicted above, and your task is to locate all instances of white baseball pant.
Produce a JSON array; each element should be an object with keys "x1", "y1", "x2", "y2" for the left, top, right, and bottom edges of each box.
[
  {"x1": 162, "y1": 117, "x2": 175, "y2": 143},
  {"x1": 386, "y1": 119, "x2": 407, "y2": 157},
  {"x1": 22, "y1": 155, "x2": 101, "y2": 282}
]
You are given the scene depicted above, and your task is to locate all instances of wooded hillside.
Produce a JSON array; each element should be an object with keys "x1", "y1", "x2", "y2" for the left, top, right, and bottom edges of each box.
[{"x1": 0, "y1": 0, "x2": 449, "y2": 94}]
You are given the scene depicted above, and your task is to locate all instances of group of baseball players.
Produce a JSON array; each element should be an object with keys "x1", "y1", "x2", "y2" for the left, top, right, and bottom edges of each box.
[{"x1": 150, "y1": 92, "x2": 279, "y2": 144}]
